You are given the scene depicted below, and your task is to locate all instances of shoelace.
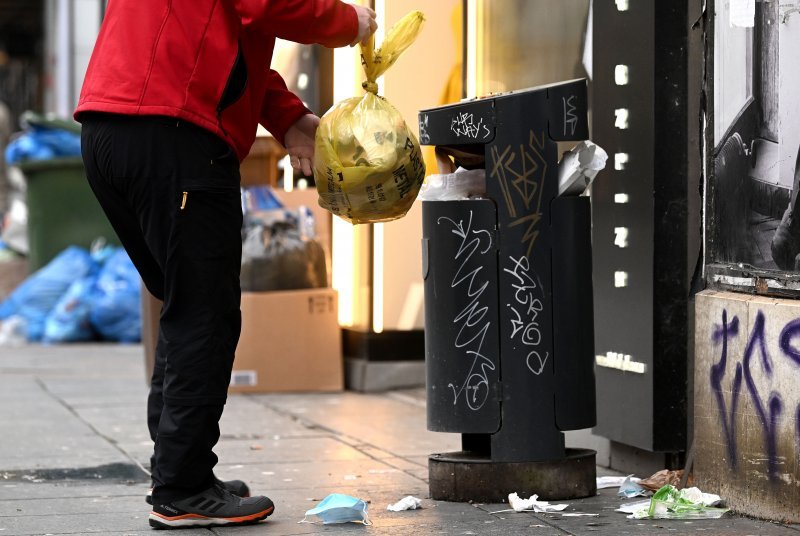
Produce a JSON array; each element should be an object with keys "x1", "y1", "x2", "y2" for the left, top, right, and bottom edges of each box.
[{"x1": 211, "y1": 482, "x2": 238, "y2": 504}]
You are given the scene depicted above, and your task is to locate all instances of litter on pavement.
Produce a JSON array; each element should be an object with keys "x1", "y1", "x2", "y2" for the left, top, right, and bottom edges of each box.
[
  {"x1": 596, "y1": 475, "x2": 630, "y2": 489},
  {"x1": 300, "y1": 493, "x2": 372, "y2": 525},
  {"x1": 618, "y1": 485, "x2": 728, "y2": 520},
  {"x1": 618, "y1": 474, "x2": 650, "y2": 498},
  {"x1": 489, "y1": 493, "x2": 569, "y2": 514},
  {"x1": 387, "y1": 496, "x2": 422, "y2": 511}
]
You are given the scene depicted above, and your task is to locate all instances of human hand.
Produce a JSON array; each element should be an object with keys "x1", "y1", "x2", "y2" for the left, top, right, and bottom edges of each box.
[
  {"x1": 350, "y1": 4, "x2": 377, "y2": 46},
  {"x1": 284, "y1": 113, "x2": 320, "y2": 177}
]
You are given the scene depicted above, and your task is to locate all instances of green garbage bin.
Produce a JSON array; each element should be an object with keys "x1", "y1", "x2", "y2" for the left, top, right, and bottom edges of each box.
[{"x1": 17, "y1": 157, "x2": 120, "y2": 271}]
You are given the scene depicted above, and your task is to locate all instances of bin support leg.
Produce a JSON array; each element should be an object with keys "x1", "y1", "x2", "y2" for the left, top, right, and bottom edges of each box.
[{"x1": 428, "y1": 448, "x2": 596, "y2": 502}]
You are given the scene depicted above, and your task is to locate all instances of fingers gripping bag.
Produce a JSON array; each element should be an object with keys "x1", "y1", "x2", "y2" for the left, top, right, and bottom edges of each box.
[{"x1": 314, "y1": 11, "x2": 426, "y2": 224}]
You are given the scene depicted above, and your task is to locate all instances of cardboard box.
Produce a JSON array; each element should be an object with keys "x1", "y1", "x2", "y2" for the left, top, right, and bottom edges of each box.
[
  {"x1": 230, "y1": 288, "x2": 343, "y2": 393},
  {"x1": 240, "y1": 136, "x2": 286, "y2": 187}
]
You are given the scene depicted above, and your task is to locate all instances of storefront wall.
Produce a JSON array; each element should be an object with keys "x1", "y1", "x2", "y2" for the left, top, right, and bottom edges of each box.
[
  {"x1": 694, "y1": 290, "x2": 800, "y2": 522},
  {"x1": 695, "y1": 0, "x2": 800, "y2": 521},
  {"x1": 380, "y1": 0, "x2": 461, "y2": 332}
]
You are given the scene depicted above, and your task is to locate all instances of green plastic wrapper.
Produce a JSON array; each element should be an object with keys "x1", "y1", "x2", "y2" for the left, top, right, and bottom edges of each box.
[{"x1": 631, "y1": 485, "x2": 729, "y2": 520}]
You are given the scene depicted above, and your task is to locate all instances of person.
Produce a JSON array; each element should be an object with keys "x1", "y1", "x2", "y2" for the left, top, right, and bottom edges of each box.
[
  {"x1": 771, "y1": 150, "x2": 800, "y2": 270},
  {"x1": 75, "y1": 0, "x2": 376, "y2": 530}
]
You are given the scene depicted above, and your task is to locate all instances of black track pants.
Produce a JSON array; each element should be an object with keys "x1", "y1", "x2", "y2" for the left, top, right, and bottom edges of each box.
[{"x1": 80, "y1": 113, "x2": 242, "y2": 504}]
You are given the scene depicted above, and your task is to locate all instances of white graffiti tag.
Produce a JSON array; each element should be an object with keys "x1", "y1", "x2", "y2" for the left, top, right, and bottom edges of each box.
[
  {"x1": 438, "y1": 211, "x2": 496, "y2": 410},
  {"x1": 504, "y1": 255, "x2": 548, "y2": 375},
  {"x1": 450, "y1": 112, "x2": 491, "y2": 140}
]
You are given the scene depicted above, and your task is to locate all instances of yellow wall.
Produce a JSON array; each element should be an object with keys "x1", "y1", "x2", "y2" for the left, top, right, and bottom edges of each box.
[{"x1": 378, "y1": 0, "x2": 461, "y2": 331}]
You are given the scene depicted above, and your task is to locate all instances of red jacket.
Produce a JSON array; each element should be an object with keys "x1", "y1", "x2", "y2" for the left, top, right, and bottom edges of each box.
[{"x1": 75, "y1": 0, "x2": 358, "y2": 161}]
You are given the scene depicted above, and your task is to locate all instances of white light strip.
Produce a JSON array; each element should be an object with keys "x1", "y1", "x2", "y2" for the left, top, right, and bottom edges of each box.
[
  {"x1": 282, "y1": 155, "x2": 293, "y2": 192},
  {"x1": 614, "y1": 108, "x2": 629, "y2": 129},
  {"x1": 615, "y1": 0, "x2": 629, "y2": 11},
  {"x1": 614, "y1": 153, "x2": 629, "y2": 170},
  {"x1": 371, "y1": 0, "x2": 386, "y2": 333},
  {"x1": 466, "y1": 0, "x2": 479, "y2": 98},
  {"x1": 614, "y1": 227, "x2": 629, "y2": 248},
  {"x1": 375, "y1": 0, "x2": 386, "y2": 95},
  {"x1": 372, "y1": 223, "x2": 384, "y2": 333},
  {"x1": 330, "y1": 36, "x2": 361, "y2": 326},
  {"x1": 332, "y1": 36, "x2": 359, "y2": 103},
  {"x1": 614, "y1": 64, "x2": 629, "y2": 85},
  {"x1": 614, "y1": 271, "x2": 628, "y2": 288},
  {"x1": 596, "y1": 352, "x2": 646, "y2": 374},
  {"x1": 614, "y1": 193, "x2": 629, "y2": 203},
  {"x1": 332, "y1": 217, "x2": 354, "y2": 327}
]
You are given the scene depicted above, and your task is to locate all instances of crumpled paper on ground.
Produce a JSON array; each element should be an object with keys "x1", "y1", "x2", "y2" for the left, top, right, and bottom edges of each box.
[
  {"x1": 638, "y1": 469, "x2": 690, "y2": 492},
  {"x1": 387, "y1": 496, "x2": 422, "y2": 511},
  {"x1": 504, "y1": 493, "x2": 569, "y2": 513}
]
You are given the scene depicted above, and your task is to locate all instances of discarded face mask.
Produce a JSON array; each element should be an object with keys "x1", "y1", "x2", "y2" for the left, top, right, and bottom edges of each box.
[
  {"x1": 618, "y1": 475, "x2": 650, "y2": 498},
  {"x1": 301, "y1": 493, "x2": 372, "y2": 525}
]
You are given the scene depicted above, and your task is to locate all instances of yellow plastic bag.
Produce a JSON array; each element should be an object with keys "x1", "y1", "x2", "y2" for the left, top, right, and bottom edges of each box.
[{"x1": 314, "y1": 11, "x2": 426, "y2": 224}]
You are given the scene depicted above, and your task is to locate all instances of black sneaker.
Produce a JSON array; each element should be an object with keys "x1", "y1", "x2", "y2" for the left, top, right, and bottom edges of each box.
[
  {"x1": 146, "y1": 479, "x2": 250, "y2": 505},
  {"x1": 149, "y1": 483, "x2": 273, "y2": 529}
]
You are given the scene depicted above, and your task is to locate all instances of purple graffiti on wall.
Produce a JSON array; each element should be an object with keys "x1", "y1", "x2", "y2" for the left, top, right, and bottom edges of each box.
[
  {"x1": 710, "y1": 310, "x2": 743, "y2": 468},
  {"x1": 710, "y1": 309, "x2": 800, "y2": 480},
  {"x1": 742, "y1": 312, "x2": 783, "y2": 479},
  {"x1": 781, "y1": 318, "x2": 800, "y2": 448}
]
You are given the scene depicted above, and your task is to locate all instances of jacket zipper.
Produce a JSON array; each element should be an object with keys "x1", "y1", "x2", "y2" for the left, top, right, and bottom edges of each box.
[{"x1": 216, "y1": 40, "x2": 248, "y2": 138}]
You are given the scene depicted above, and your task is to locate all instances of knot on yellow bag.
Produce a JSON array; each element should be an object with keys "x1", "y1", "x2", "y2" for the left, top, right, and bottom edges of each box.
[
  {"x1": 313, "y1": 11, "x2": 426, "y2": 224},
  {"x1": 361, "y1": 81, "x2": 379, "y2": 95}
]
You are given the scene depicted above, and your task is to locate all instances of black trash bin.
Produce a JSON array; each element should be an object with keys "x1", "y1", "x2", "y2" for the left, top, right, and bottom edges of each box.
[{"x1": 420, "y1": 79, "x2": 597, "y2": 502}]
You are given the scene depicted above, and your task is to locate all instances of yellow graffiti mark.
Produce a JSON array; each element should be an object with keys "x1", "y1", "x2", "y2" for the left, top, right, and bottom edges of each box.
[{"x1": 489, "y1": 130, "x2": 548, "y2": 257}]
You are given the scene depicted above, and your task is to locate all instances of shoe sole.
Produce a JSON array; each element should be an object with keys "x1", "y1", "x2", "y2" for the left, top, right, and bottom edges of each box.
[{"x1": 148, "y1": 506, "x2": 273, "y2": 529}]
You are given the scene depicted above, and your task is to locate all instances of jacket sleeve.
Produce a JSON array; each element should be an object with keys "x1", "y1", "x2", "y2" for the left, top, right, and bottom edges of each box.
[
  {"x1": 237, "y1": 0, "x2": 358, "y2": 48},
  {"x1": 260, "y1": 69, "x2": 311, "y2": 147}
]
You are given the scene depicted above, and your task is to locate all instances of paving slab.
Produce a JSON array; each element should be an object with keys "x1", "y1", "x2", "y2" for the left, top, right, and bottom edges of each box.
[
  {"x1": 0, "y1": 376, "x2": 129, "y2": 472},
  {"x1": 250, "y1": 393, "x2": 461, "y2": 458},
  {"x1": 0, "y1": 482, "x2": 145, "y2": 502},
  {"x1": 219, "y1": 396, "x2": 321, "y2": 439},
  {"x1": 214, "y1": 436, "x2": 372, "y2": 465},
  {"x1": 215, "y1": 459, "x2": 423, "y2": 493}
]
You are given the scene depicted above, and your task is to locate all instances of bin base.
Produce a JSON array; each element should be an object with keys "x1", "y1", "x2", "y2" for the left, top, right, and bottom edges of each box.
[{"x1": 429, "y1": 448, "x2": 596, "y2": 502}]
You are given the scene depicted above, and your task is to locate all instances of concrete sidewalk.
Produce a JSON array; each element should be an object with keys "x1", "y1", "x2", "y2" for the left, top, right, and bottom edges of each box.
[{"x1": 0, "y1": 344, "x2": 798, "y2": 535}]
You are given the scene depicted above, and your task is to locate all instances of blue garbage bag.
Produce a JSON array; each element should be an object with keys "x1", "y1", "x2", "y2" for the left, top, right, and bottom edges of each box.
[
  {"x1": 5, "y1": 126, "x2": 82, "y2": 165},
  {"x1": 89, "y1": 249, "x2": 141, "y2": 342},
  {"x1": 0, "y1": 246, "x2": 97, "y2": 341},
  {"x1": 42, "y1": 275, "x2": 99, "y2": 343}
]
